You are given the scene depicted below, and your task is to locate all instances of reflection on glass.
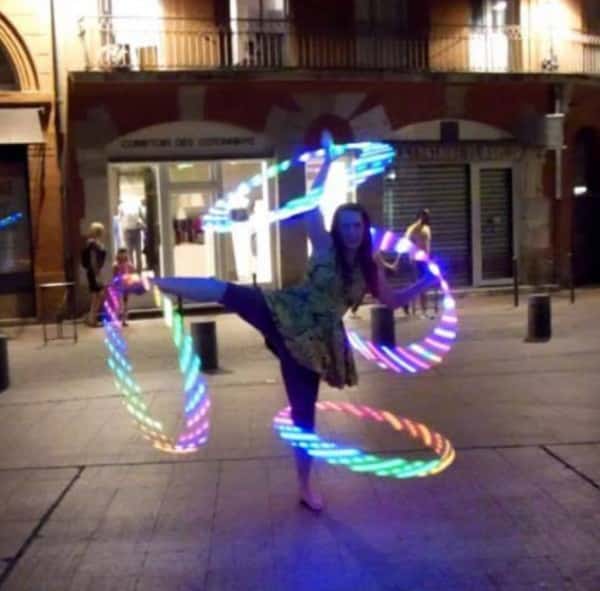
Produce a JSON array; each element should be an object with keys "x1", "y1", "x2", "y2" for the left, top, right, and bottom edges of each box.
[
  {"x1": 221, "y1": 160, "x2": 273, "y2": 284},
  {"x1": 171, "y1": 190, "x2": 215, "y2": 277},
  {"x1": 0, "y1": 158, "x2": 31, "y2": 276},
  {"x1": 112, "y1": 158, "x2": 275, "y2": 290}
]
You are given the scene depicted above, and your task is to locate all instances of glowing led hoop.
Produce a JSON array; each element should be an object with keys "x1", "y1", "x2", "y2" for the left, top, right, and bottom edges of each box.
[
  {"x1": 199, "y1": 138, "x2": 457, "y2": 373},
  {"x1": 273, "y1": 401, "x2": 455, "y2": 478},
  {"x1": 346, "y1": 226, "x2": 458, "y2": 374},
  {"x1": 203, "y1": 141, "x2": 395, "y2": 232},
  {"x1": 102, "y1": 275, "x2": 210, "y2": 454},
  {"x1": 0, "y1": 212, "x2": 23, "y2": 229}
]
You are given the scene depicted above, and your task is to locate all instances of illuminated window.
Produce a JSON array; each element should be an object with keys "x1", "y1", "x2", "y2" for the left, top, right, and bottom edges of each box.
[
  {"x1": 230, "y1": 0, "x2": 289, "y2": 21},
  {"x1": 102, "y1": 0, "x2": 163, "y2": 69},
  {"x1": 469, "y1": 0, "x2": 519, "y2": 72},
  {"x1": 471, "y1": 0, "x2": 519, "y2": 27}
]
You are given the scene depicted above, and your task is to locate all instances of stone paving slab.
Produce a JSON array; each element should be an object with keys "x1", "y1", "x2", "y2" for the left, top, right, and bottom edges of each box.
[
  {"x1": 0, "y1": 293, "x2": 599, "y2": 590},
  {"x1": 1, "y1": 447, "x2": 598, "y2": 591},
  {"x1": 0, "y1": 468, "x2": 79, "y2": 580}
]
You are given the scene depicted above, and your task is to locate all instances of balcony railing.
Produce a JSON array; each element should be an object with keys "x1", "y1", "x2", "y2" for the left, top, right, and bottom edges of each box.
[{"x1": 78, "y1": 17, "x2": 600, "y2": 76}]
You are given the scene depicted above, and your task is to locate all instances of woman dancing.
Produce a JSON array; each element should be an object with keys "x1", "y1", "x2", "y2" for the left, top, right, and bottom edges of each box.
[{"x1": 155, "y1": 148, "x2": 434, "y2": 511}]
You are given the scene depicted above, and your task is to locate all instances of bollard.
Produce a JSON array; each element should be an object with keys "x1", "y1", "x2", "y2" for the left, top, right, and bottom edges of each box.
[
  {"x1": 191, "y1": 321, "x2": 218, "y2": 371},
  {"x1": 371, "y1": 305, "x2": 395, "y2": 347},
  {"x1": 513, "y1": 257, "x2": 519, "y2": 307},
  {"x1": 568, "y1": 252, "x2": 575, "y2": 304},
  {"x1": 0, "y1": 335, "x2": 9, "y2": 392},
  {"x1": 526, "y1": 294, "x2": 551, "y2": 342}
]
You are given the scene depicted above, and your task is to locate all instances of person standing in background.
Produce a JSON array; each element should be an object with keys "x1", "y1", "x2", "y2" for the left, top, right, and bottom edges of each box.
[
  {"x1": 112, "y1": 248, "x2": 135, "y2": 327},
  {"x1": 81, "y1": 222, "x2": 107, "y2": 327},
  {"x1": 376, "y1": 209, "x2": 433, "y2": 318},
  {"x1": 404, "y1": 209, "x2": 432, "y2": 318},
  {"x1": 117, "y1": 196, "x2": 145, "y2": 273}
]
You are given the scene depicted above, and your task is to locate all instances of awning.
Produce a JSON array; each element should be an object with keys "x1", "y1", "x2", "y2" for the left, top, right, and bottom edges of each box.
[{"x1": 0, "y1": 108, "x2": 44, "y2": 144}]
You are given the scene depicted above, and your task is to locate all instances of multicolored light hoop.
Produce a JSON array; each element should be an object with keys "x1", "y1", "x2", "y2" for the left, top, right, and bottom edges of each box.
[
  {"x1": 102, "y1": 138, "x2": 457, "y2": 474},
  {"x1": 102, "y1": 276, "x2": 210, "y2": 454},
  {"x1": 203, "y1": 141, "x2": 395, "y2": 232},
  {"x1": 347, "y1": 227, "x2": 458, "y2": 374},
  {"x1": 0, "y1": 212, "x2": 23, "y2": 229},
  {"x1": 274, "y1": 401, "x2": 455, "y2": 478},
  {"x1": 200, "y1": 138, "x2": 457, "y2": 374}
]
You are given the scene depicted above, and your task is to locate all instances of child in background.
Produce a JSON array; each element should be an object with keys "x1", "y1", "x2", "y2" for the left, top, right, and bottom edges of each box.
[{"x1": 112, "y1": 247, "x2": 135, "y2": 326}]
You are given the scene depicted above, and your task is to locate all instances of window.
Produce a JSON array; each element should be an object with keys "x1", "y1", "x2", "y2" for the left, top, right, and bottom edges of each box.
[
  {"x1": 0, "y1": 147, "x2": 33, "y2": 293},
  {"x1": 229, "y1": 0, "x2": 288, "y2": 67},
  {"x1": 583, "y1": 0, "x2": 600, "y2": 33},
  {"x1": 471, "y1": 0, "x2": 485, "y2": 26},
  {"x1": 230, "y1": 0, "x2": 289, "y2": 22},
  {"x1": 354, "y1": 0, "x2": 408, "y2": 31},
  {"x1": 101, "y1": 0, "x2": 163, "y2": 69},
  {"x1": 0, "y1": 45, "x2": 17, "y2": 90},
  {"x1": 471, "y1": 0, "x2": 519, "y2": 28}
]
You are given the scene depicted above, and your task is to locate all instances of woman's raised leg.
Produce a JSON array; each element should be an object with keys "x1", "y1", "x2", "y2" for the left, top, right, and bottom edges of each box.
[{"x1": 153, "y1": 277, "x2": 227, "y2": 303}]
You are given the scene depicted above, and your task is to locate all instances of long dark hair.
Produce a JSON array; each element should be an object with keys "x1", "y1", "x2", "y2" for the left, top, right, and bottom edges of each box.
[{"x1": 330, "y1": 203, "x2": 378, "y2": 298}]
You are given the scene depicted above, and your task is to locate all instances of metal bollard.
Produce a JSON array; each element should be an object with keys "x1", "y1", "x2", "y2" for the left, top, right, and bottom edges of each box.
[
  {"x1": 371, "y1": 305, "x2": 395, "y2": 347},
  {"x1": 568, "y1": 252, "x2": 575, "y2": 304},
  {"x1": 512, "y1": 256, "x2": 519, "y2": 307},
  {"x1": 191, "y1": 321, "x2": 218, "y2": 371},
  {"x1": 0, "y1": 335, "x2": 9, "y2": 392},
  {"x1": 526, "y1": 294, "x2": 551, "y2": 342}
]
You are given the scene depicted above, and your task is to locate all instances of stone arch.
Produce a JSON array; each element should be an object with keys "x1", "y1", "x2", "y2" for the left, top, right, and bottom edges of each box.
[
  {"x1": 0, "y1": 12, "x2": 39, "y2": 90},
  {"x1": 388, "y1": 118, "x2": 513, "y2": 142}
]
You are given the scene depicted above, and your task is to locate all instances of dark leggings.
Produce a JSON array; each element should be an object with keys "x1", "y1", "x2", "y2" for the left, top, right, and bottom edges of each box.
[{"x1": 220, "y1": 283, "x2": 320, "y2": 432}]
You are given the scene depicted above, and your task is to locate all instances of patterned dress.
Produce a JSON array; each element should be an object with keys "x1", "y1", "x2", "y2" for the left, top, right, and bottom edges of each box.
[{"x1": 263, "y1": 246, "x2": 367, "y2": 388}]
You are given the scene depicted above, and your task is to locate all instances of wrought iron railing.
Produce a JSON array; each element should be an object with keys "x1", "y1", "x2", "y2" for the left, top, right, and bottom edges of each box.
[{"x1": 77, "y1": 17, "x2": 600, "y2": 75}]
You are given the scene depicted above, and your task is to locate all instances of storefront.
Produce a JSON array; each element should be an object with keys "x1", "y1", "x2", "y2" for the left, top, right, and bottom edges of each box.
[
  {"x1": 68, "y1": 77, "x2": 559, "y2": 307},
  {"x1": 381, "y1": 120, "x2": 529, "y2": 287},
  {"x1": 92, "y1": 122, "x2": 281, "y2": 308},
  {"x1": 108, "y1": 158, "x2": 277, "y2": 280}
]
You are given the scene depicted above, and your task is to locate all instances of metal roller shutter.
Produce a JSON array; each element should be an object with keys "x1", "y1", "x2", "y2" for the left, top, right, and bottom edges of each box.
[{"x1": 383, "y1": 163, "x2": 471, "y2": 285}]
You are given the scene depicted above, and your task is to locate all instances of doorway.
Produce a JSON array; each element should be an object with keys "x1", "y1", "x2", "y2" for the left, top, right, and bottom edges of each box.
[
  {"x1": 0, "y1": 145, "x2": 34, "y2": 317},
  {"x1": 471, "y1": 163, "x2": 515, "y2": 285}
]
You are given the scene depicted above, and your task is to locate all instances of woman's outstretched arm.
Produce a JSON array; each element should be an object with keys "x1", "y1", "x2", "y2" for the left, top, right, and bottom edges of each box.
[
  {"x1": 374, "y1": 258, "x2": 437, "y2": 310},
  {"x1": 303, "y1": 132, "x2": 336, "y2": 253},
  {"x1": 153, "y1": 277, "x2": 227, "y2": 303}
]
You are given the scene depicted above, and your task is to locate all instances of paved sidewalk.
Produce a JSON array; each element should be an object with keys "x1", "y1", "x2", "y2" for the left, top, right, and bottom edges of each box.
[{"x1": 0, "y1": 291, "x2": 598, "y2": 591}]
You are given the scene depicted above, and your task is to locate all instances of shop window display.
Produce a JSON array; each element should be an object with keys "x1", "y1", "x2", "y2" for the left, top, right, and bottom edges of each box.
[
  {"x1": 108, "y1": 159, "x2": 276, "y2": 308},
  {"x1": 111, "y1": 168, "x2": 159, "y2": 279}
]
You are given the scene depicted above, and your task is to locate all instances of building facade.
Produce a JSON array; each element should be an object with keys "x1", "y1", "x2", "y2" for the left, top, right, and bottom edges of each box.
[
  {"x1": 0, "y1": 2, "x2": 64, "y2": 319},
  {"x1": 3, "y1": 0, "x2": 600, "y2": 317}
]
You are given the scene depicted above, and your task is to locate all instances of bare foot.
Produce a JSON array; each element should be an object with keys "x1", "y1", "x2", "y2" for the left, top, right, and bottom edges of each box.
[{"x1": 299, "y1": 489, "x2": 324, "y2": 512}]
